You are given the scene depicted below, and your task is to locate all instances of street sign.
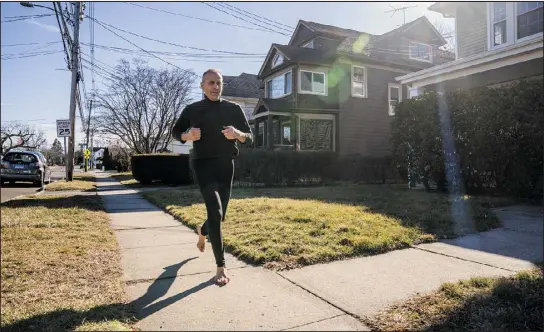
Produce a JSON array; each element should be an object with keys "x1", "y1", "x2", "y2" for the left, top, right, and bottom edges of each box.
[
  {"x1": 56, "y1": 119, "x2": 71, "y2": 137},
  {"x1": 84, "y1": 149, "x2": 91, "y2": 160}
]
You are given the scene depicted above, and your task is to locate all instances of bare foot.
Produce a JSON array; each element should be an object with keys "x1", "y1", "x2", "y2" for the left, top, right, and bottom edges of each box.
[
  {"x1": 196, "y1": 226, "x2": 205, "y2": 253},
  {"x1": 214, "y1": 267, "x2": 230, "y2": 286}
]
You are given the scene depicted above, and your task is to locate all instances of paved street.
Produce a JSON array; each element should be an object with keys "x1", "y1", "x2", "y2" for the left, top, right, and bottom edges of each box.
[{"x1": 1, "y1": 166, "x2": 66, "y2": 203}]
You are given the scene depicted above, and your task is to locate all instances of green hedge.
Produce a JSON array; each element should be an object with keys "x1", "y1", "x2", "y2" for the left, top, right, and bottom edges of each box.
[
  {"x1": 231, "y1": 149, "x2": 404, "y2": 187},
  {"x1": 391, "y1": 79, "x2": 543, "y2": 199},
  {"x1": 131, "y1": 153, "x2": 192, "y2": 185}
]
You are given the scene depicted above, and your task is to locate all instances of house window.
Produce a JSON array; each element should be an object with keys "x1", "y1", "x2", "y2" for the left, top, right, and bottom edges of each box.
[
  {"x1": 517, "y1": 2, "x2": 543, "y2": 39},
  {"x1": 281, "y1": 121, "x2": 291, "y2": 145},
  {"x1": 352, "y1": 66, "x2": 366, "y2": 97},
  {"x1": 489, "y1": 2, "x2": 543, "y2": 49},
  {"x1": 409, "y1": 41, "x2": 432, "y2": 62},
  {"x1": 266, "y1": 70, "x2": 292, "y2": 98},
  {"x1": 258, "y1": 122, "x2": 265, "y2": 147},
  {"x1": 302, "y1": 40, "x2": 314, "y2": 48},
  {"x1": 300, "y1": 71, "x2": 326, "y2": 95},
  {"x1": 493, "y1": 2, "x2": 508, "y2": 46},
  {"x1": 272, "y1": 53, "x2": 284, "y2": 68},
  {"x1": 299, "y1": 119, "x2": 333, "y2": 151},
  {"x1": 388, "y1": 83, "x2": 401, "y2": 116}
]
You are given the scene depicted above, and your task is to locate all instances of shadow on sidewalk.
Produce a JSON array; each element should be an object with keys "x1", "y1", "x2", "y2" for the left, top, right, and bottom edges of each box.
[{"x1": 1, "y1": 258, "x2": 215, "y2": 331}]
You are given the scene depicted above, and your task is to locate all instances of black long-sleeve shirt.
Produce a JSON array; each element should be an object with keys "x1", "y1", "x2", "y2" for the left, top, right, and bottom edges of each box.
[{"x1": 172, "y1": 96, "x2": 253, "y2": 159}]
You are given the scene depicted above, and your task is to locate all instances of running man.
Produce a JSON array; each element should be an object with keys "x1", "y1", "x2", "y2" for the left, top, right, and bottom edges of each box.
[{"x1": 172, "y1": 69, "x2": 253, "y2": 285}]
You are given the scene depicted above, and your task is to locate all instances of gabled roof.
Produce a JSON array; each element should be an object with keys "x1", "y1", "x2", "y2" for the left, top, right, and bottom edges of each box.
[
  {"x1": 378, "y1": 16, "x2": 448, "y2": 45},
  {"x1": 222, "y1": 73, "x2": 263, "y2": 99},
  {"x1": 299, "y1": 20, "x2": 360, "y2": 38}
]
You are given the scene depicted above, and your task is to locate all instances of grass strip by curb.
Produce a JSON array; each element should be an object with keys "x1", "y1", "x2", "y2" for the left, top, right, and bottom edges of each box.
[
  {"x1": 1, "y1": 194, "x2": 136, "y2": 331},
  {"x1": 45, "y1": 173, "x2": 97, "y2": 192}
]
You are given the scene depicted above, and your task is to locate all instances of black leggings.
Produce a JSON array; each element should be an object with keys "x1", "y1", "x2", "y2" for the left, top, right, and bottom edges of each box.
[{"x1": 192, "y1": 157, "x2": 234, "y2": 267}]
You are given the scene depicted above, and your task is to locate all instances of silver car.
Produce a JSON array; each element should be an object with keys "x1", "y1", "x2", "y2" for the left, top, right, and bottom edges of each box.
[{"x1": 0, "y1": 151, "x2": 52, "y2": 187}]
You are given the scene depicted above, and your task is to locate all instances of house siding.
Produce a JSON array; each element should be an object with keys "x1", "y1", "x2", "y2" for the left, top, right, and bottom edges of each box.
[
  {"x1": 456, "y1": 2, "x2": 488, "y2": 59},
  {"x1": 337, "y1": 63, "x2": 407, "y2": 157},
  {"x1": 375, "y1": 36, "x2": 446, "y2": 66}
]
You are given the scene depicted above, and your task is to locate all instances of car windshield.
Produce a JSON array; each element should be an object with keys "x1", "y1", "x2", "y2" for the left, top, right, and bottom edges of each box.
[{"x1": 2, "y1": 153, "x2": 37, "y2": 163}]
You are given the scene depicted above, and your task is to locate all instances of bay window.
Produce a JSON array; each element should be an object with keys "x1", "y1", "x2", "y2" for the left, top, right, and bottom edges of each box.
[{"x1": 266, "y1": 70, "x2": 292, "y2": 99}]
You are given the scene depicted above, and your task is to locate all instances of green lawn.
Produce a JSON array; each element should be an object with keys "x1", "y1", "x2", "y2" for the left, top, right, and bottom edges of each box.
[
  {"x1": 1, "y1": 195, "x2": 136, "y2": 331},
  {"x1": 142, "y1": 184, "x2": 515, "y2": 270},
  {"x1": 368, "y1": 268, "x2": 543, "y2": 331}
]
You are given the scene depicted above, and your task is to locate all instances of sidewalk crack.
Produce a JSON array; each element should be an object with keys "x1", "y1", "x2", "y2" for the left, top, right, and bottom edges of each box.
[{"x1": 411, "y1": 245, "x2": 517, "y2": 272}]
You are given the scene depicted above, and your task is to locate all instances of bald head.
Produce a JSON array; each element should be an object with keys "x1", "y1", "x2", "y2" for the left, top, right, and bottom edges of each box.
[{"x1": 200, "y1": 68, "x2": 223, "y2": 101}]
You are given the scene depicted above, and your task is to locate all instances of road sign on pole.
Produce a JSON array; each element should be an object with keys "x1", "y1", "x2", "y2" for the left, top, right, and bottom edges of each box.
[{"x1": 56, "y1": 119, "x2": 72, "y2": 137}]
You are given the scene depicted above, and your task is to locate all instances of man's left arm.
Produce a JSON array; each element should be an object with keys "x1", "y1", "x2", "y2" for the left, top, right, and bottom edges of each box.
[{"x1": 232, "y1": 105, "x2": 253, "y2": 145}]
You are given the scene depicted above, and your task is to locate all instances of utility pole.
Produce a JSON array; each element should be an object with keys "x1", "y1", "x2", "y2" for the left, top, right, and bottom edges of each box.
[
  {"x1": 84, "y1": 99, "x2": 93, "y2": 172},
  {"x1": 66, "y1": 2, "x2": 82, "y2": 181}
]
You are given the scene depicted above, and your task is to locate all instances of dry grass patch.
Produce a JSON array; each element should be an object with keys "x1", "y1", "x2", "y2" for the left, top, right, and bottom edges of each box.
[
  {"x1": 1, "y1": 195, "x2": 136, "y2": 331},
  {"x1": 142, "y1": 185, "x2": 514, "y2": 269},
  {"x1": 46, "y1": 173, "x2": 96, "y2": 192},
  {"x1": 368, "y1": 268, "x2": 543, "y2": 331}
]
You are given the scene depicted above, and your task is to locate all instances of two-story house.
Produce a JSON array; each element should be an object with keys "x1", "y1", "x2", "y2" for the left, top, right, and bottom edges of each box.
[
  {"x1": 397, "y1": 2, "x2": 543, "y2": 96},
  {"x1": 253, "y1": 17, "x2": 454, "y2": 156}
]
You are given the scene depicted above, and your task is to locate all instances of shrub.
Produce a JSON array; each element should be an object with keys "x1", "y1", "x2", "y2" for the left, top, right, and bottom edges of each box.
[
  {"x1": 233, "y1": 149, "x2": 403, "y2": 187},
  {"x1": 391, "y1": 79, "x2": 543, "y2": 199},
  {"x1": 131, "y1": 153, "x2": 192, "y2": 185}
]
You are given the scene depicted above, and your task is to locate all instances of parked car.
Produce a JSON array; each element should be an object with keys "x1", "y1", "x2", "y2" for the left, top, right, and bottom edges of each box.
[{"x1": 0, "y1": 150, "x2": 52, "y2": 187}]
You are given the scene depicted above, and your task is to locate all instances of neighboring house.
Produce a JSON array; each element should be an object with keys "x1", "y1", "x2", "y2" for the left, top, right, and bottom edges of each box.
[
  {"x1": 222, "y1": 73, "x2": 263, "y2": 121},
  {"x1": 253, "y1": 17, "x2": 454, "y2": 156},
  {"x1": 396, "y1": 2, "x2": 543, "y2": 96}
]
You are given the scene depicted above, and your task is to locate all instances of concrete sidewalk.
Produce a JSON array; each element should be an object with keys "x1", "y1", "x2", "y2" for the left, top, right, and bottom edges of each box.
[
  {"x1": 96, "y1": 171, "x2": 542, "y2": 330},
  {"x1": 95, "y1": 173, "x2": 369, "y2": 331}
]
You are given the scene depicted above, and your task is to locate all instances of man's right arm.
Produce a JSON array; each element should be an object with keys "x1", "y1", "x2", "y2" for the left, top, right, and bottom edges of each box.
[{"x1": 172, "y1": 105, "x2": 191, "y2": 144}]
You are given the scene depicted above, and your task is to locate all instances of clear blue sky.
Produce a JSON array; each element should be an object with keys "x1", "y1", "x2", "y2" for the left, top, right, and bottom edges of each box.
[{"x1": 1, "y1": 1, "x2": 452, "y2": 148}]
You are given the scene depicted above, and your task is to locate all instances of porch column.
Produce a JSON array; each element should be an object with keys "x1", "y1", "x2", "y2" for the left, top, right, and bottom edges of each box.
[
  {"x1": 266, "y1": 113, "x2": 273, "y2": 149},
  {"x1": 290, "y1": 114, "x2": 298, "y2": 151},
  {"x1": 253, "y1": 119, "x2": 258, "y2": 148}
]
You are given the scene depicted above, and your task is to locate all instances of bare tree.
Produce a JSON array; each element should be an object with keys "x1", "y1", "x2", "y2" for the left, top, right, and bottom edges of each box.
[
  {"x1": 1, "y1": 123, "x2": 47, "y2": 154},
  {"x1": 94, "y1": 58, "x2": 195, "y2": 154},
  {"x1": 433, "y1": 18, "x2": 456, "y2": 53}
]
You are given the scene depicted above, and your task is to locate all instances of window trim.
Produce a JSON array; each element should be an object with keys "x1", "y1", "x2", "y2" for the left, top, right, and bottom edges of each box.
[
  {"x1": 298, "y1": 70, "x2": 327, "y2": 96},
  {"x1": 351, "y1": 65, "x2": 368, "y2": 98},
  {"x1": 264, "y1": 68, "x2": 293, "y2": 99},
  {"x1": 408, "y1": 40, "x2": 433, "y2": 63},
  {"x1": 487, "y1": 2, "x2": 544, "y2": 51},
  {"x1": 388, "y1": 83, "x2": 402, "y2": 116}
]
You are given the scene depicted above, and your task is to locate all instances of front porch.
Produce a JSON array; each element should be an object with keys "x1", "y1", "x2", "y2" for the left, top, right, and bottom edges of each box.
[{"x1": 250, "y1": 100, "x2": 339, "y2": 152}]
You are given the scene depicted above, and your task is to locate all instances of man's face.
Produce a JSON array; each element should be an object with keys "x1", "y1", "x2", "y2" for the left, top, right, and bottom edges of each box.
[{"x1": 201, "y1": 72, "x2": 223, "y2": 101}]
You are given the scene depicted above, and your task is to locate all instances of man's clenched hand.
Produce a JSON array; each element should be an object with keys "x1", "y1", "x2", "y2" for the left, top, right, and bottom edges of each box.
[{"x1": 182, "y1": 128, "x2": 201, "y2": 141}]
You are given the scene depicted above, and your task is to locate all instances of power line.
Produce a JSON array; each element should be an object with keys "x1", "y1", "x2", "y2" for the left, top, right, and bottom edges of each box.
[
  {"x1": 201, "y1": 2, "x2": 290, "y2": 37},
  {"x1": 1, "y1": 13, "x2": 55, "y2": 23},
  {"x1": 88, "y1": 16, "x2": 199, "y2": 79},
  {"x1": 53, "y1": 1, "x2": 71, "y2": 68},
  {"x1": 87, "y1": 15, "x2": 267, "y2": 55},
  {"x1": 124, "y1": 2, "x2": 279, "y2": 34},
  {"x1": 1, "y1": 41, "x2": 60, "y2": 47},
  {"x1": 218, "y1": 2, "x2": 294, "y2": 32},
  {"x1": 1, "y1": 50, "x2": 65, "y2": 60}
]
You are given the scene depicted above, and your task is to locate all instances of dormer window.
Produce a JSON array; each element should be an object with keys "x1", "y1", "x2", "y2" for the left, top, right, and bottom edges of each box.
[
  {"x1": 272, "y1": 53, "x2": 284, "y2": 68},
  {"x1": 409, "y1": 41, "x2": 432, "y2": 63},
  {"x1": 302, "y1": 40, "x2": 314, "y2": 48}
]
